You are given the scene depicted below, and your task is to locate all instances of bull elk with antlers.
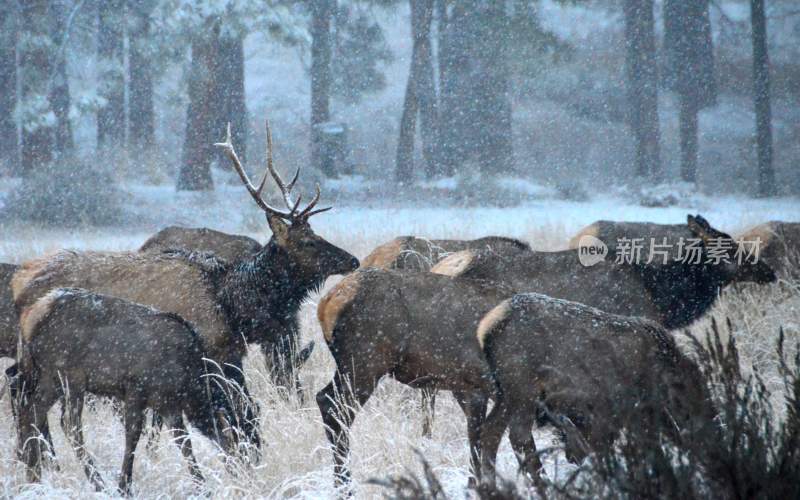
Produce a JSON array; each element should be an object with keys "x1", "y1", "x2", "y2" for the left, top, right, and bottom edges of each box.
[{"x1": 12, "y1": 120, "x2": 359, "y2": 451}]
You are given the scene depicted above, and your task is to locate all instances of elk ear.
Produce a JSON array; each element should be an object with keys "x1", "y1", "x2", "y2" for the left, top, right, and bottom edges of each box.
[
  {"x1": 687, "y1": 214, "x2": 711, "y2": 242},
  {"x1": 295, "y1": 341, "x2": 315, "y2": 368},
  {"x1": 267, "y1": 215, "x2": 290, "y2": 245}
]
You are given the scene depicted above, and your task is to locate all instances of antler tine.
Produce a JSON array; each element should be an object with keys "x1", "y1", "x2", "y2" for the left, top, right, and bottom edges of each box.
[
  {"x1": 263, "y1": 119, "x2": 299, "y2": 213},
  {"x1": 214, "y1": 123, "x2": 293, "y2": 219},
  {"x1": 297, "y1": 184, "x2": 332, "y2": 220}
]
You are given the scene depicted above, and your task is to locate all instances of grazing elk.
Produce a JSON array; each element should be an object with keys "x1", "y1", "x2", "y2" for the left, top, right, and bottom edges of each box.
[
  {"x1": 476, "y1": 293, "x2": 715, "y2": 487},
  {"x1": 140, "y1": 226, "x2": 262, "y2": 263},
  {"x1": 139, "y1": 225, "x2": 316, "y2": 397},
  {"x1": 316, "y1": 268, "x2": 512, "y2": 488},
  {"x1": 362, "y1": 236, "x2": 530, "y2": 271},
  {"x1": 738, "y1": 221, "x2": 800, "y2": 278},
  {"x1": 434, "y1": 214, "x2": 776, "y2": 330},
  {"x1": 361, "y1": 235, "x2": 528, "y2": 437},
  {"x1": 1, "y1": 263, "x2": 19, "y2": 359},
  {"x1": 12, "y1": 121, "x2": 359, "y2": 451},
  {"x1": 15, "y1": 288, "x2": 239, "y2": 493}
]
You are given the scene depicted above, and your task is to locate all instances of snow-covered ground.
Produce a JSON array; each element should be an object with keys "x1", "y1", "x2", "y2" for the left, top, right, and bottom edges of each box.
[{"x1": 0, "y1": 182, "x2": 798, "y2": 498}]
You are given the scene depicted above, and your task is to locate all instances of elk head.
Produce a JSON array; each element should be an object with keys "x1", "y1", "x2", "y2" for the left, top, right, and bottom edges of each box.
[
  {"x1": 687, "y1": 214, "x2": 776, "y2": 285},
  {"x1": 216, "y1": 121, "x2": 359, "y2": 286}
]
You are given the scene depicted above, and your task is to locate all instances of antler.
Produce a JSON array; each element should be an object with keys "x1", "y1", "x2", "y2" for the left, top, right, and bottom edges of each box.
[{"x1": 214, "y1": 120, "x2": 332, "y2": 222}]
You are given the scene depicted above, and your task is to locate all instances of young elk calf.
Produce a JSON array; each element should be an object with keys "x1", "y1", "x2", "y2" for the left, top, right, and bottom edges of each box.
[
  {"x1": 477, "y1": 293, "x2": 715, "y2": 487},
  {"x1": 15, "y1": 288, "x2": 239, "y2": 493}
]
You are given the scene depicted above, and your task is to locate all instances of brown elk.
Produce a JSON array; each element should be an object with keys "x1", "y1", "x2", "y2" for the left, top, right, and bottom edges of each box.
[
  {"x1": 737, "y1": 221, "x2": 800, "y2": 278},
  {"x1": 1, "y1": 263, "x2": 19, "y2": 359},
  {"x1": 316, "y1": 268, "x2": 512, "y2": 489},
  {"x1": 140, "y1": 226, "x2": 262, "y2": 263},
  {"x1": 476, "y1": 293, "x2": 714, "y2": 487},
  {"x1": 12, "y1": 120, "x2": 360, "y2": 451},
  {"x1": 15, "y1": 288, "x2": 240, "y2": 493},
  {"x1": 362, "y1": 236, "x2": 529, "y2": 271},
  {"x1": 361, "y1": 235, "x2": 528, "y2": 437},
  {"x1": 434, "y1": 214, "x2": 776, "y2": 330}
]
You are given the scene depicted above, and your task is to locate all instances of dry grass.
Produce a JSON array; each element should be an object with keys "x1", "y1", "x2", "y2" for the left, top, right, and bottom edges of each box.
[{"x1": 0, "y1": 221, "x2": 797, "y2": 499}]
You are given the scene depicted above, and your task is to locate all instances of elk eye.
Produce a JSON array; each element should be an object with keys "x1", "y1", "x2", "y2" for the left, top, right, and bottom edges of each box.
[{"x1": 303, "y1": 240, "x2": 317, "y2": 248}]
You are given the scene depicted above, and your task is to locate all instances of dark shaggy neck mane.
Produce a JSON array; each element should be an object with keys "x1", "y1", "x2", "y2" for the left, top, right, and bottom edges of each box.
[
  {"x1": 639, "y1": 262, "x2": 732, "y2": 330},
  {"x1": 217, "y1": 241, "x2": 324, "y2": 344}
]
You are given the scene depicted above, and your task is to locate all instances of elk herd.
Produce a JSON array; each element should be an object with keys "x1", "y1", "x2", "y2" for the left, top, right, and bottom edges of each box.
[{"x1": 1, "y1": 120, "x2": 799, "y2": 495}]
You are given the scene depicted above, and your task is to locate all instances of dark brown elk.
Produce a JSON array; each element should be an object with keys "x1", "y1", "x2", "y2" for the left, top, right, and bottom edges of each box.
[
  {"x1": 1, "y1": 263, "x2": 19, "y2": 359},
  {"x1": 14, "y1": 288, "x2": 239, "y2": 493},
  {"x1": 361, "y1": 235, "x2": 528, "y2": 437},
  {"x1": 434, "y1": 214, "x2": 776, "y2": 330},
  {"x1": 569, "y1": 216, "x2": 775, "y2": 284},
  {"x1": 738, "y1": 221, "x2": 800, "y2": 278},
  {"x1": 12, "y1": 120, "x2": 360, "y2": 451},
  {"x1": 476, "y1": 293, "x2": 714, "y2": 487},
  {"x1": 316, "y1": 268, "x2": 511, "y2": 489},
  {"x1": 362, "y1": 236, "x2": 529, "y2": 271},
  {"x1": 569, "y1": 219, "x2": 695, "y2": 253},
  {"x1": 140, "y1": 226, "x2": 262, "y2": 263}
]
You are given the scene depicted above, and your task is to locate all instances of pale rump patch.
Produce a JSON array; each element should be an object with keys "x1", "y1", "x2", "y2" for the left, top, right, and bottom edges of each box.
[
  {"x1": 361, "y1": 238, "x2": 405, "y2": 269},
  {"x1": 738, "y1": 222, "x2": 777, "y2": 255},
  {"x1": 477, "y1": 299, "x2": 512, "y2": 349},
  {"x1": 318, "y1": 273, "x2": 362, "y2": 343},
  {"x1": 568, "y1": 222, "x2": 600, "y2": 249},
  {"x1": 20, "y1": 288, "x2": 67, "y2": 343},
  {"x1": 430, "y1": 250, "x2": 475, "y2": 276},
  {"x1": 11, "y1": 253, "x2": 57, "y2": 302}
]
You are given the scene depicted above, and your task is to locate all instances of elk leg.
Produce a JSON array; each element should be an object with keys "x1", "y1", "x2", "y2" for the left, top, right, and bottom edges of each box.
[
  {"x1": 317, "y1": 369, "x2": 377, "y2": 489},
  {"x1": 508, "y1": 408, "x2": 545, "y2": 490},
  {"x1": 145, "y1": 411, "x2": 164, "y2": 453},
  {"x1": 17, "y1": 380, "x2": 59, "y2": 482},
  {"x1": 119, "y1": 396, "x2": 146, "y2": 495},
  {"x1": 453, "y1": 390, "x2": 488, "y2": 486},
  {"x1": 168, "y1": 415, "x2": 204, "y2": 484},
  {"x1": 222, "y1": 361, "x2": 262, "y2": 453},
  {"x1": 420, "y1": 388, "x2": 436, "y2": 438},
  {"x1": 63, "y1": 391, "x2": 104, "y2": 491},
  {"x1": 479, "y1": 398, "x2": 511, "y2": 489}
]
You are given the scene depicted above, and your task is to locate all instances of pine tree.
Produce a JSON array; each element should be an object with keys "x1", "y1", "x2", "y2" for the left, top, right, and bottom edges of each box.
[
  {"x1": 750, "y1": 0, "x2": 775, "y2": 196},
  {"x1": 664, "y1": 0, "x2": 717, "y2": 184},
  {"x1": 97, "y1": 0, "x2": 125, "y2": 149},
  {"x1": 310, "y1": 0, "x2": 334, "y2": 175},
  {"x1": 50, "y1": 0, "x2": 74, "y2": 158},
  {"x1": 128, "y1": 0, "x2": 156, "y2": 155},
  {"x1": 19, "y1": 0, "x2": 54, "y2": 175},
  {"x1": 623, "y1": 0, "x2": 661, "y2": 181},
  {"x1": 0, "y1": 5, "x2": 19, "y2": 174}
]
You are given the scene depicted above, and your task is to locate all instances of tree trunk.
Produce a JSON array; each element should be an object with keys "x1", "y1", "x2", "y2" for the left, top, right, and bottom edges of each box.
[
  {"x1": 310, "y1": 0, "x2": 334, "y2": 175},
  {"x1": 178, "y1": 24, "x2": 219, "y2": 191},
  {"x1": 128, "y1": 1, "x2": 155, "y2": 155},
  {"x1": 50, "y1": 0, "x2": 73, "y2": 158},
  {"x1": 19, "y1": 1, "x2": 53, "y2": 175},
  {"x1": 750, "y1": 0, "x2": 775, "y2": 197},
  {"x1": 623, "y1": 0, "x2": 661, "y2": 181},
  {"x1": 97, "y1": 0, "x2": 125, "y2": 149},
  {"x1": 0, "y1": 5, "x2": 19, "y2": 174},
  {"x1": 664, "y1": 0, "x2": 716, "y2": 185},
  {"x1": 215, "y1": 33, "x2": 247, "y2": 167},
  {"x1": 438, "y1": 0, "x2": 513, "y2": 176},
  {"x1": 435, "y1": 0, "x2": 455, "y2": 177},
  {"x1": 395, "y1": 0, "x2": 434, "y2": 184},
  {"x1": 678, "y1": 96, "x2": 699, "y2": 183},
  {"x1": 418, "y1": 1, "x2": 439, "y2": 178}
]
